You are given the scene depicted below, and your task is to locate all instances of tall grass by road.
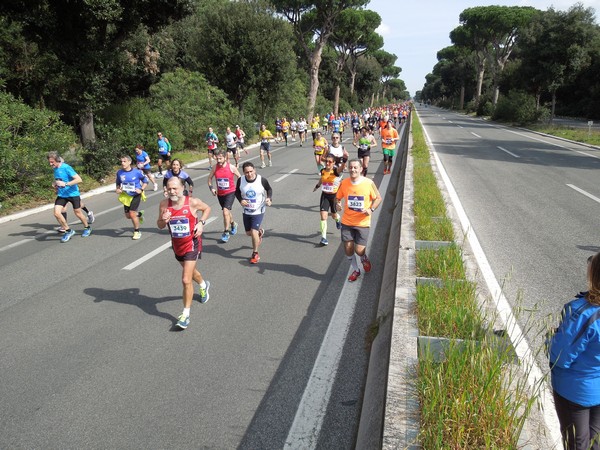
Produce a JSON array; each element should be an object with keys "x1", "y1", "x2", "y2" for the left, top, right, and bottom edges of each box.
[{"x1": 411, "y1": 110, "x2": 537, "y2": 448}]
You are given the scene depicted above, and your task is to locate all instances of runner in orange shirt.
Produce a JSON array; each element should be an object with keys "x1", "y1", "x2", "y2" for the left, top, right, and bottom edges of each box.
[
  {"x1": 380, "y1": 119, "x2": 399, "y2": 174},
  {"x1": 335, "y1": 159, "x2": 382, "y2": 282}
]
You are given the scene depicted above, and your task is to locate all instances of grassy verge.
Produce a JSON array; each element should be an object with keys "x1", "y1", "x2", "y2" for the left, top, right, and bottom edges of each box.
[
  {"x1": 411, "y1": 109, "x2": 535, "y2": 447},
  {"x1": 528, "y1": 124, "x2": 600, "y2": 146}
]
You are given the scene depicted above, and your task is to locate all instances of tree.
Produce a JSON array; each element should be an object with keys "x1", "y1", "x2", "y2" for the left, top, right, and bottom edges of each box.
[
  {"x1": 451, "y1": 6, "x2": 537, "y2": 105},
  {"x1": 188, "y1": 0, "x2": 296, "y2": 116},
  {"x1": 271, "y1": 0, "x2": 369, "y2": 121},
  {"x1": 516, "y1": 5, "x2": 598, "y2": 121},
  {"x1": 0, "y1": 0, "x2": 194, "y2": 144},
  {"x1": 329, "y1": 8, "x2": 383, "y2": 114},
  {"x1": 372, "y1": 50, "x2": 401, "y2": 103}
]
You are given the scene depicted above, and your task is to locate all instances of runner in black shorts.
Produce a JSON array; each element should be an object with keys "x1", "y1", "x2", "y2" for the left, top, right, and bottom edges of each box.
[{"x1": 353, "y1": 127, "x2": 378, "y2": 176}]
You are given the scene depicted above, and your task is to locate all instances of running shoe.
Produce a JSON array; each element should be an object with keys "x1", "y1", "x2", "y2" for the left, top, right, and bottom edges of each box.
[
  {"x1": 199, "y1": 280, "x2": 210, "y2": 304},
  {"x1": 230, "y1": 222, "x2": 238, "y2": 235},
  {"x1": 348, "y1": 270, "x2": 361, "y2": 282},
  {"x1": 153, "y1": 183, "x2": 158, "y2": 191},
  {"x1": 336, "y1": 220, "x2": 342, "y2": 230},
  {"x1": 268, "y1": 161, "x2": 272, "y2": 166},
  {"x1": 61, "y1": 229, "x2": 75, "y2": 243},
  {"x1": 87, "y1": 210, "x2": 95, "y2": 224},
  {"x1": 250, "y1": 252, "x2": 260, "y2": 264},
  {"x1": 258, "y1": 228, "x2": 264, "y2": 244},
  {"x1": 138, "y1": 210, "x2": 144, "y2": 224},
  {"x1": 81, "y1": 227, "x2": 92, "y2": 238},
  {"x1": 221, "y1": 231, "x2": 230, "y2": 243},
  {"x1": 260, "y1": 163, "x2": 266, "y2": 169},
  {"x1": 320, "y1": 237, "x2": 329, "y2": 246},
  {"x1": 57, "y1": 227, "x2": 67, "y2": 233},
  {"x1": 176, "y1": 314, "x2": 190, "y2": 329},
  {"x1": 132, "y1": 231, "x2": 142, "y2": 240},
  {"x1": 155, "y1": 173, "x2": 163, "y2": 179},
  {"x1": 361, "y1": 255, "x2": 372, "y2": 273}
]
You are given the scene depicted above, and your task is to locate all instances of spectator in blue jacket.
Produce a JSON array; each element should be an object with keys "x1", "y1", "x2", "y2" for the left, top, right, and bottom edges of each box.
[{"x1": 550, "y1": 252, "x2": 600, "y2": 450}]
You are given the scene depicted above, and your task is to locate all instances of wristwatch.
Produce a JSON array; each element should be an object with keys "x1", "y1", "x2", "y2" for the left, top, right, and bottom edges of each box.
[{"x1": 200, "y1": 220, "x2": 206, "y2": 225}]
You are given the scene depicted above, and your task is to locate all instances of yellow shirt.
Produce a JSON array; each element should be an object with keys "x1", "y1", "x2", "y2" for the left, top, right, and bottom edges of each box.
[
  {"x1": 313, "y1": 137, "x2": 327, "y2": 155},
  {"x1": 259, "y1": 130, "x2": 273, "y2": 142}
]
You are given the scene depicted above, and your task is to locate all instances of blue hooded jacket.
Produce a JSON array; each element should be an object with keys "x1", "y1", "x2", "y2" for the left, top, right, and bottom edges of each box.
[{"x1": 550, "y1": 292, "x2": 600, "y2": 406}]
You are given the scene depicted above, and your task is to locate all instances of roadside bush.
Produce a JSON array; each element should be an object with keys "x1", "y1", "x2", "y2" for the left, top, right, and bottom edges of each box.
[
  {"x1": 149, "y1": 68, "x2": 239, "y2": 148},
  {"x1": 476, "y1": 98, "x2": 493, "y2": 117},
  {"x1": 0, "y1": 91, "x2": 77, "y2": 203},
  {"x1": 492, "y1": 90, "x2": 547, "y2": 125},
  {"x1": 96, "y1": 97, "x2": 183, "y2": 156}
]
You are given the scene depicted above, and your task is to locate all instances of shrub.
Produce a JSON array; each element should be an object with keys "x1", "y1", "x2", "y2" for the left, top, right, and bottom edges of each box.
[
  {"x1": 492, "y1": 90, "x2": 547, "y2": 125},
  {"x1": 0, "y1": 91, "x2": 77, "y2": 202}
]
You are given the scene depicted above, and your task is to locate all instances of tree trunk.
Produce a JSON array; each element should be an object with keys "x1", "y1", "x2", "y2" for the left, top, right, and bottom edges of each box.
[
  {"x1": 333, "y1": 84, "x2": 340, "y2": 117},
  {"x1": 349, "y1": 70, "x2": 357, "y2": 95},
  {"x1": 459, "y1": 85, "x2": 465, "y2": 110},
  {"x1": 306, "y1": 41, "x2": 325, "y2": 124},
  {"x1": 475, "y1": 63, "x2": 485, "y2": 101},
  {"x1": 79, "y1": 109, "x2": 96, "y2": 145},
  {"x1": 550, "y1": 90, "x2": 556, "y2": 124}
]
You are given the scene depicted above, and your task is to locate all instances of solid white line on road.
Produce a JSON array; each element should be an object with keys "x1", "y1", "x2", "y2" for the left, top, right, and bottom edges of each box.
[
  {"x1": 470, "y1": 132, "x2": 482, "y2": 138},
  {"x1": 504, "y1": 129, "x2": 600, "y2": 159},
  {"x1": 567, "y1": 184, "x2": 600, "y2": 204},
  {"x1": 274, "y1": 169, "x2": 299, "y2": 183},
  {"x1": 497, "y1": 146, "x2": 520, "y2": 158},
  {"x1": 121, "y1": 216, "x2": 217, "y2": 270},
  {"x1": 421, "y1": 124, "x2": 563, "y2": 447}
]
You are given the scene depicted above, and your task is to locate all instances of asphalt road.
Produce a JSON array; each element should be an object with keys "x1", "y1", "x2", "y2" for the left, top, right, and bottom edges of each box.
[
  {"x1": 417, "y1": 107, "x2": 600, "y2": 353},
  {"x1": 0, "y1": 133, "x2": 400, "y2": 449}
]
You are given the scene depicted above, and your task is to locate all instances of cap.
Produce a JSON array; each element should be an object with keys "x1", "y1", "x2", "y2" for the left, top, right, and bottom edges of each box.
[{"x1": 236, "y1": 125, "x2": 240, "y2": 128}]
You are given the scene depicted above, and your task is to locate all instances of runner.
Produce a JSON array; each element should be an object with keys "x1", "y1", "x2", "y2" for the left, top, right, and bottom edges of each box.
[
  {"x1": 157, "y1": 176, "x2": 211, "y2": 330},
  {"x1": 135, "y1": 144, "x2": 158, "y2": 191},
  {"x1": 205, "y1": 127, "x2": 219, "y2": 170},
  {"x1": 327, "y1": 132, "x2": 349, "y2": 173},
  {"x1": 156, "y1": 131, "x2": 171, "y2": 177},
  {"x1": 297, "y1": 117, "x2": 307, "y2": 146},
  {"x1": 281, "y1": 117, "x2": 290, "y2": 146},
  {"x1": 162, "y1": 159, "x2": 194, "y2": 196},
  {"x1": 380, "y1": 119, "x2": 400, "y2": 174},
  {"x1": 312, "y1": 131, "x2": 329, "y2": 173},
  {"x1": 353, "y1": 126, "x2": 378, "y2": 177},
  {"x1": 235, "y1": 162, "x2": 273, "y2": 264},
  {"x1": 115, "y1": 155, "x2": 148, "y2": 240},
  {"x1": 313, "y1": 154, "x2": 342, "y2": 246},
  {"x1": 351, "y1": 113, "x2": 361, "y2": 140},
  {"x1": 208, "y1": 150, "x2": 241, "y2": 243},
  {"x1": 47, "y1": 152, "x2": 92, "y2": 242},
  {"x1": 275, "y1": 117, "x2": 283, "y2": 142},
  {"x1": 224, "y1": 126, "x2": 239, "y2": 167},
  {"x1": 258, "y1": 124, "x2": 275, "y2": 168},
  {"x1": 290, "y1": 118, "x2": 297, "y2": 141},
  {"x1": 235, "y1": 125, "x2": 248, "y2": 155},
  {"x1": 335, "y1": 159, "x2": 382, "y2": 282},
  {"x1": 311, "y1": 115, "x2": 320, "y2": 141}
]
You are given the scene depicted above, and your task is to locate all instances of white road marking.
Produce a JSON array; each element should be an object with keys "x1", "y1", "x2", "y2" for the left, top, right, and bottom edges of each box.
[
  {"x1": 470, "y1": 132, "x2": 481, "y2": 138},
  {"x1": 421, "y1": 124, "x2": 563, "y2": 447},
  {"x1": 122, "y1": 216, "x2": 217, "y2": 270},
  {"x1": 504, "y1": 129, "x2": 600, "y2": 159},
  {"x1": 567, "y1": 184, "x2": 600, "y2": 204},
  {"x1": 274, "y1": 169, "x2": 299, "y2": 182},
  {"x1": 497, "y1": 146, "x2": 520, "y2": 158}
]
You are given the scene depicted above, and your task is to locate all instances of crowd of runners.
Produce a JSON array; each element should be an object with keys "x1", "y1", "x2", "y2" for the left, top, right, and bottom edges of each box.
[{"x1": 47, "y1": 102, "x2": 411, "y2": 329}]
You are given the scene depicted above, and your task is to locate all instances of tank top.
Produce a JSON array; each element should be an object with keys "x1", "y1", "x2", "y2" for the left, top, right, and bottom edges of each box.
[
  {"x1": 214, "y1": 163, "x2": 236, "y2": 196},
  {"x1": 167, "y1": 196, "x2": 200, "y2": 255},
  {"x1": 239, "y1": 174, "x2": 267, "y2": 215}
]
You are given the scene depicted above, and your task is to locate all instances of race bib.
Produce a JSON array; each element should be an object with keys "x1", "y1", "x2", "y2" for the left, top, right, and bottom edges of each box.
[
  {"x1": 322, "y1": 182, "x2": 335, "y2": 193},
  {"x1": 217, "y1": 178, "x2": 230, "y2": 190},
  {"x1": 385, "y1": 138, "x2": 392, "y2": 145},
  {"x1": 359, "y1": 144, "x2": 368, "y2": 150},
  {"x1": 244, "y1": 199, "x2": 258, "y2": 213},
  {"x1": 169, "y1": 217, "x2": 191, "y2": 238},
  {"x1": 347, "y1": 195, "x2": 365, "y2": 212},
  {"x1": 121, "y1": 182, "x2": 136, "y2": 194}
]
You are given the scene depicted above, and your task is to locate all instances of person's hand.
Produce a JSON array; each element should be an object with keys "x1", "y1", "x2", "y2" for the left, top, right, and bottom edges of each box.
[
  {"x1": 161, "y1": 209, "x2": 172, "y2": 221},
  {"x1": 266, "y1": 198, "x2": 272, "y2": 207}
]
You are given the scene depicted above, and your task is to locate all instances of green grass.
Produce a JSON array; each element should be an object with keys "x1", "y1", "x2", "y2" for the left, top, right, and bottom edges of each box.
[
  {"x1": 411, "y1": 109, "x2": 536, "y2": 447},
  {"x1": 416, "y1": 280, "x2": 485, "y2": 340},
  {"x1": 418, "y1": 338, "x2": 531, "y2": 449},
  {"x1": 416, "y1": 245, "x2": 465, "y2": 280},
  {"x1": 528, "y1": 125, "x2": 600, "y2": 147}
]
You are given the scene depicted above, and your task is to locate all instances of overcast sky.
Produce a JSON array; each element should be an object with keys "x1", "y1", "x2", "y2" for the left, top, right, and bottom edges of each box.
[{"x1": 365, "y1": 0, "x2": 600, "y2": 97}]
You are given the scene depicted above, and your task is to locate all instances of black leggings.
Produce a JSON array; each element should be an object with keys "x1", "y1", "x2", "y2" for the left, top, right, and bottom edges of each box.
[{"x1": 554, "y1": 390, "x2": 600, "y2": 450}]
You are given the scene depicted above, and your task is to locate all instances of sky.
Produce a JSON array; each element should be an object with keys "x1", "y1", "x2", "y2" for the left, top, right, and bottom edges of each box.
[{"x1": 366, "y1": 0, "x2": 600, "y2": 97}]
